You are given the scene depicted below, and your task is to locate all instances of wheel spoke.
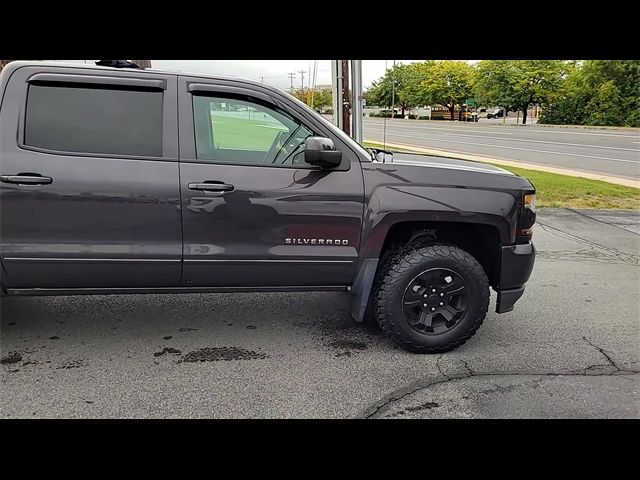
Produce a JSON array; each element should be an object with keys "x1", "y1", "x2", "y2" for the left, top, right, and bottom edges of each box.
[
  {"x1": 442, "y1": 277, "x2": 465, "y2": 294},
  {"x1": 403, "y1": 299, "x2": 422, "y2": 306},
  {"x1": 419, "y1": 310, "x2": 434, "y2": 327},
  {"x1": 403, "y1": 283, "x2": 426, "y2": 306},
  {"x1": 440, "y1": 304, "x2": 463, "y2": 322}
]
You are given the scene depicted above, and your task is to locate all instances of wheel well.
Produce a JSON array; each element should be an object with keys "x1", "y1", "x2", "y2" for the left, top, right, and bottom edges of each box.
[{"x1": 379, "y1": 221, "x2": 501, "y2": 287}]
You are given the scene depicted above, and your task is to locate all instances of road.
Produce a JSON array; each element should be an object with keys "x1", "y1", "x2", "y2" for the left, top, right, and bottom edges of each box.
[
  {"x1": 363, "y1": 118, "x2": 640, "y2": 181},
  {"x1": 1, "y1": 208, "x2": 639, "y2": 419}
]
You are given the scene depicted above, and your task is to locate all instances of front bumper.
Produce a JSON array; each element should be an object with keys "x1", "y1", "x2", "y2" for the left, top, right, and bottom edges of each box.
[{"x1": 494, "y1": 242, "x2": 535, "y2": 313}]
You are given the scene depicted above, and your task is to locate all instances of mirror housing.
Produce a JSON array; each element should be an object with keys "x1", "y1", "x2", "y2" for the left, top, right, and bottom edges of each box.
[{"x1": 304, "y1": 137, "x2": 342, "y2": 168}]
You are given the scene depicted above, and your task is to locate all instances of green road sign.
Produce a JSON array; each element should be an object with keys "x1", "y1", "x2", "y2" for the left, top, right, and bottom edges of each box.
[{"x1": 465, "y1": 98, "x2": 477, "y2": 106}]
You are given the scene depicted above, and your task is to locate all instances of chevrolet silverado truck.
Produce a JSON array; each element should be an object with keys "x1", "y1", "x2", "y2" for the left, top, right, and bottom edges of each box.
[{"x1": 0, "y1": 61, "x2": 536, "y2": 353}]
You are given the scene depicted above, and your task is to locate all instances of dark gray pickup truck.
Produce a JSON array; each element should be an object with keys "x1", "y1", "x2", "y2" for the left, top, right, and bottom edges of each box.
[{"x1": 0, "y1": 61, "x2": 536, "y2": 353}]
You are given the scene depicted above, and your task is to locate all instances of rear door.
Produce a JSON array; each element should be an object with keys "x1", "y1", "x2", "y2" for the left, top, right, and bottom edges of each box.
[
  {"x1": 0, "y1": 65, "x2": 181, "y2": 289},
  {"x1": 177, "y1": 77, "x2": 365, "y2": 288}
]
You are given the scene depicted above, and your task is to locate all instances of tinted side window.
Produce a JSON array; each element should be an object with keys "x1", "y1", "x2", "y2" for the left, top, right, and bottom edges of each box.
[
  {"x1": 193, "y1": 95, "x2": 313, "y2": 167},
  {"x1": 25, "y1": 84, "x2": 163, "y2": 157}
]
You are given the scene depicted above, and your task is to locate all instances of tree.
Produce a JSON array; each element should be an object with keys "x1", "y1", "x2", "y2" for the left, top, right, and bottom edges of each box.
[
  {"x1": 366, "y1": 63, "x2": 421, "y2": 116},
  {"x1": 310, "y1": 88, "x2": 332, "y2": 113},
  {"x1": 474, "y1": 60, "x2": 568, "y2": 124},
  {"x1": 133, "y1": 60, "x2": 152, "y2": 69},
  {"x1": 540, "y1": 60, "x2": 640, "y2": 127},
  {"x1": 417, "y1": 61, "x2": 475, "y2": 121},
  {"x1": 290, "y1": 88, "x2": 332, "y2": 113}
]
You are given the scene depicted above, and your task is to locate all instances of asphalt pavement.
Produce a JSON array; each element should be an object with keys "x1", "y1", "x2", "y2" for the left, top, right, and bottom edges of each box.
[
  {"x1": 1, "y1": 208, "x2": 639, "y2": 418},
  {"x1": 363, "y1": 118, "x2": 640, "y2": 181}
]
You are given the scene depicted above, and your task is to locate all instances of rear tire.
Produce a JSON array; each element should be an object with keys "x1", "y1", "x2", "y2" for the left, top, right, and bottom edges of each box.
[{"x1": 374, "y1": 244, "x2": 489, "y2": 353}]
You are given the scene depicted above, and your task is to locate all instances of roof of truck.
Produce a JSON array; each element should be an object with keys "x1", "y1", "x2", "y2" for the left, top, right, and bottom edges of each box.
[{"x1": 2, "y1": 60, "x2": 285, "y2": 94}]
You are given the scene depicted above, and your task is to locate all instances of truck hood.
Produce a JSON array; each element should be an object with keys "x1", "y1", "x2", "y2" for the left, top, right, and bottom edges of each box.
[
  {"x1": 388, "y1": 152, "x2": 515, "y2": 176},
  {"x1": 363, "y1": 152, "x2": 534, "y2": 191}
]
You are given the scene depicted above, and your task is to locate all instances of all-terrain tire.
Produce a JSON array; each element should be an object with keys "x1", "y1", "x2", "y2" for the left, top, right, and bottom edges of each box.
[{"x1": 375, "y1": 243, "x2": 489, "y2": 353}]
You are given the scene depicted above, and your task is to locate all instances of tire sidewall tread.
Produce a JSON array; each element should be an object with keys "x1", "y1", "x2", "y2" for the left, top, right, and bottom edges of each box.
[{"x1": 375, "y1": 243, "x2": 489, "y2": 353}]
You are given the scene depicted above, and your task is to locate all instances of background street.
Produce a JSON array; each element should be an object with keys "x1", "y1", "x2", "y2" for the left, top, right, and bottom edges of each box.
[
  {"x1": 2, "y1": 208, "x2": 638, "y2": 418},
  {"x1": 363, "y1": 118, "x2": 640, "y2": 181}
]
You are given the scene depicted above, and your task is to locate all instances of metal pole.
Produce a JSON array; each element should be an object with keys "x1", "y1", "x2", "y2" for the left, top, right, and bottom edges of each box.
[
  {"x1": 341, "y1": 60, "x2": 351, "y2": 136},
  {"x1": 331, "y1": 60, "x2": 343, "y2": 130},
  {"x1": 390, "y1": 60, "x2": 396, "y2": 118},
  {"x1": 288, "y1": 72, "x2": 296, "y2": 92},
  {"x1": 351, "y1": 60, "x2": 363, "y2": 143}
]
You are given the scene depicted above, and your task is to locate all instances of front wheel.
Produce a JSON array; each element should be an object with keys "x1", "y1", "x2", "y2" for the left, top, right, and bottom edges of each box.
[{"x1": 374, "y1": 244, "x2": 489, "y2": 353}]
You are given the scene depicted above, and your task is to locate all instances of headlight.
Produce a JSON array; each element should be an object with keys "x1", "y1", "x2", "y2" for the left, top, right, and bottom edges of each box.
[
  {"x1": 519, "y1": 192, "x2": 536, "y2": 238},
  {"x1": 524, "y1": 193, "x2": 536, "y2": 212}
]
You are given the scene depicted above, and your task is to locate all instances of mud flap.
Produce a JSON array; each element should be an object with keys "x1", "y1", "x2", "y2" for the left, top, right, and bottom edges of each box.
[{"x1": 350, "y1": 258, "x2": 379, "y2": 322}]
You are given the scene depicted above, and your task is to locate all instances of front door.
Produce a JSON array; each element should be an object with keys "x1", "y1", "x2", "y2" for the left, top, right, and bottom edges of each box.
[
  {"x1": 177, "y1": 77, "x2": 364, "y2": 287},
  {"x1": 0, "y1": 66, "x2": 181, "y2": 289}
]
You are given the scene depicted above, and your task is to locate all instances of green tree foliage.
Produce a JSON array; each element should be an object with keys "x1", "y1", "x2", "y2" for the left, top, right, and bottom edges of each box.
[
  {"x1": 474, "y1": 60, "x2": 568, "y2": 124},
  {"x1": 417, "y1": 61, "x2": 475, "y2": 121},
  {"x1": 540, "y1": 60, "x2": 640, "y2": 127},
  {"x1": 366, "y1": 63, "x2": 422, "y2": 116},
  {"x1": 290, "y1": 88, "x2": 333, "y2": 113}
]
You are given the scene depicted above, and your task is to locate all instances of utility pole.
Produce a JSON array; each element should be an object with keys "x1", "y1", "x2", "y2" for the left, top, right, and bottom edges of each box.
[
  {"x1": 259, "y1": 76, "x2": 265, "y2": 83},
  {"x1": 298, "y1": 70, "x2": 306, "y2": 94},
  {"x1": 331, "y1": 61, "x2": 343, "y2": 130},
  {"x1": 351, "y1": 60, "x2": 363, "y2": 143},
  {"x1": 390, "y1": 59, "x2": 396, "y2": 118},
  {"x1": 341, "y1": 60, "x2": 350, "y2": 136},
  {"x1": 287, "y1": 72, "x2": 296, "y2": 92}
]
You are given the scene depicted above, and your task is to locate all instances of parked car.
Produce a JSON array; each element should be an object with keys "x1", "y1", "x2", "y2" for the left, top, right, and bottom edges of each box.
[
  {"x1": 463, "y1": 111, "x2": 479, "y2": 122},
  {"x1": 0, "y1": 61, "x2": 536, "y2": 353},
  {"x1": 487, "y1": 108, "x2": 505, "y2": 119}
]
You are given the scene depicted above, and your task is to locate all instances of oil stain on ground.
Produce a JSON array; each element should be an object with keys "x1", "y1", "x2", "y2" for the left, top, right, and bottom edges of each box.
[
  {"x1": 1, "y1": 352, "x2": 23, "y2": 364},
  {"x1": 154, "y1": 347, "x2": 182, "y2": 357},
  {"x1": 406, "y1": 402, "x2": 440, "y2": 412},
  {"x1": 56, "y1": 359, "x2": 87, "y2": 370},
  {"x1": 179, "y1": 347, "x2": 268, "y2": 363},
  {"x1": 325, "y1": 339, "x2": 368, "y2": 357}
]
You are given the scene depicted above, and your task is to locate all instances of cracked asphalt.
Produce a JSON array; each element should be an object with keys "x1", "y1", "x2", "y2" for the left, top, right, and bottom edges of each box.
[{"x1": 1, "y1": 208, "x2": 639, "y2": 418}]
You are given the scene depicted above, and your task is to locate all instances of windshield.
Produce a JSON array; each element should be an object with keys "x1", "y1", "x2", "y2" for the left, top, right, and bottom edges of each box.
[{"x1": 282, "y1": 90, "x2": 372, "y2": 160}]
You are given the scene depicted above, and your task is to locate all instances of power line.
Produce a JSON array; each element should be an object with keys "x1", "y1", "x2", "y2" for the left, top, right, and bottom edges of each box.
[{"x1": 287, "y1": 72, "x2": 296, "y2": 91}]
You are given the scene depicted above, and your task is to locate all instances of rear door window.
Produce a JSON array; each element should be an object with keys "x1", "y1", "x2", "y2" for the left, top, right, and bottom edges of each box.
[{"x1": 25, "y1": 84, "x2": 163, "y2": 157}]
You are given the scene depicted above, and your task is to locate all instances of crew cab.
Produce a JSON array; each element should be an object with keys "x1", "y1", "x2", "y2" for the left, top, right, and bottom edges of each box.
[{"x1": 0, "y1": 61, "x2": 536, "y2": 353}]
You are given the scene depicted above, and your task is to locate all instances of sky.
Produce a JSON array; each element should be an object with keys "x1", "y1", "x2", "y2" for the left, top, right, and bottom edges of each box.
[
  {"x1": 56, "y1": 60, "x2": 423, "y2": 90},
  {"x1": 151, "y1": 60, "x2": 422, "y2": 89}
]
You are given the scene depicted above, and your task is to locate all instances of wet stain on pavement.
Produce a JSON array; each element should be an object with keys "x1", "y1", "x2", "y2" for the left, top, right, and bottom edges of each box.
[
  {"x1": 162, "y1": 336, "x2": 173, "y2": 340},
  {"x1": 335, "y1": 351, "x2": 353, "y2": 358},
  {"x1": 179, "y1": 347, "x2": 268, "y2": 363},
  {"x1": 327, "y1": 339, "x2": 368, "y2": 351},
  {"x1": 154, "y1": 347, "x2": 182, "y2": 357},
  {"x1": 56, "y1": 359, "x2": 87, "y2": 370},
  {"x1": 326, "y1": 339, "x2": 368, "y2": 357},
  {"x1": 1, "y1": 352, "x2": 23, "y2": 364},
  {"x1": 406, "y1": 402, "x2": 440, "y2": 412},
  {"x1": 178, "y1": 327, "x2": 198, "y2": 332}
]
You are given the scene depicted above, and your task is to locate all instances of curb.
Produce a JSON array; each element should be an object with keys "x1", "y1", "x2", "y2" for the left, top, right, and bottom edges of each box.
[
  {"x1": 364, "y1": 140, "x2": 640, "y2": 189},
  {"x1": 514, "y1": 124, "x2": 640, "y2": 132}
]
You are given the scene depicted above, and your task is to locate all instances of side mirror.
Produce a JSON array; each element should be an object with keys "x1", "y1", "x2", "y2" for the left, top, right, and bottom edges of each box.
[{"x1": 304, "y1": 137, "x2": 342, "y2": 168}]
